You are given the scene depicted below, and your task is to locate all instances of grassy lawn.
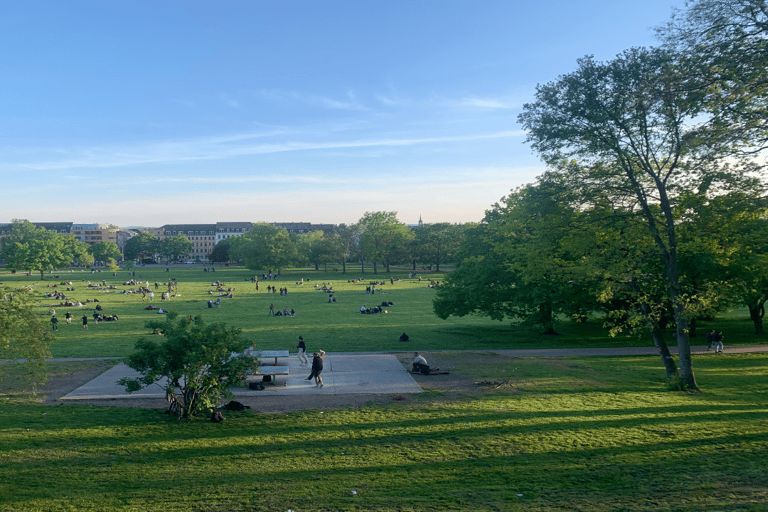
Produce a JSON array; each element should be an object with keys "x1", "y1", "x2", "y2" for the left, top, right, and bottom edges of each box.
[
  {"x1": 2, "y1": 265, "x2": 765, "y2": 358},
  {"x1": 1, "y1": 265, "x2": 767, "y2": 510},
  {"x1": 0, "y1": 353, "x2": 766, "y2": 511}
]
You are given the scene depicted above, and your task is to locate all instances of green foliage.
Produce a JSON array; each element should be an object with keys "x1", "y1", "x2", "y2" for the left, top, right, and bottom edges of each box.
[
  {"x1": 434, "y1": 183, "x2": 595, "y2": 334},
  {"x1": 0, "y1": 220, "x2": 90, "y2": 279},
  {"x1": 87, "y1": 241, "x2": 122, "y2": 264},
  {"x1": 209, "y1": 242, "x2": 230, "y2": 263},
  {"x1": 229, "y1": 223, "x2": 295, "y2": 271},
  {"x1": 119, "y1": 313, "x2": 257, "y2": 419},
  {"x1": 657, "y1": 0, "x2": 768, "y2": 151},
  {"x1": 123, "y1": 232, "x2": 159, "y2": 261},
  {"x1": 159, "y1": 234, "x2": 193, "y2": 262},
  {"x1": 0, "y1": 285, "x2": 51, "y2": 391},
  {"x1": 357, "y1": 211, "x2": 414, "y2": 273}
]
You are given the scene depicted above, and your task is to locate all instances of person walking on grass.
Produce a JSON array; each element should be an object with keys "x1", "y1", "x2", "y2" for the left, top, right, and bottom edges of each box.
[
  {"x1": 82, "y1": 314, "x2": 88, "y2": 329},
  {"x1": 50, "y1": 315, "x2": 58, "y2": 331}
]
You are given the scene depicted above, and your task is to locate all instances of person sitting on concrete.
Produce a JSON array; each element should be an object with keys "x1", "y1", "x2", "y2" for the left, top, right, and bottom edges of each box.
[{"x1": 412, "y1": 352, "x2": 430, "y2": 374}]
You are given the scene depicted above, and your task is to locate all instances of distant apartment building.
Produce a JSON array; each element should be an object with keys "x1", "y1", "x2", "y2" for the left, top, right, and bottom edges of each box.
[
  {"x1": 216, "y1": 222, "x2": 253, "y2": 243},
  {"x1": 70, "y1": 223, "x2": 120, "y2": 245},
  {"x1": 158, "y1": 224, "x2": 217, "y2": 261}
]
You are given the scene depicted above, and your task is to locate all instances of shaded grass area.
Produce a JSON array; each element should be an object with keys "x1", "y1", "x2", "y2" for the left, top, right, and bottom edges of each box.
[
  {"x1": 3, "y1": 266, "x2": 765, "y2": 358},
  {"x1": 1, "y1": 353, "x2": 766, "y2": 511}
]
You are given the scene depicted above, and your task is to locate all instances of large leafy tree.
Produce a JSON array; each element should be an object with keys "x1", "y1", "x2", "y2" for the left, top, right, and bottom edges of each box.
[
  {"x1": 0, "y1": 220, "x2": 89, "y2": 279},
  {"x1": 434, "y1": 182, "x2": 593, "y2": 334},
  {"x1": 298, "y1": 231, "x2": 334, "y2": 271},
  {"x1": 119, "y1": 314, "x2": 257, "y2": 419},
  {"x1": 415, "y1": 222, "x2": 465, "y2": 271},
  {"x1": 123, "y1": 232, "x2": 159, "y2": 261},
  {"x1": 518, "y1": 46, "x2": 766, "y2": 389},
  {"x1": 326, "y1": 223, "x2": 359, "y2": 273},
  {"x1": 88, "y1": 241, "x2": 122, "y2": 264},
  {"x1": 209, "y1": 242, "x2": 230, "y2": 263},
  {"x1": 657, "y1": 0, "x2": 768, "y2": 152},
  {"x1": 228, "y1": 223, "x2": 295, "y2": 271},
  {"x1": 159, "y1": 234, "x2": 193, "y2": 263},
  {"x1": 0, "y1": 286, "x2": 51, "y2": 391},
  {"x1": 357, "y1": 211, "x2": 413, "y2": 273}
]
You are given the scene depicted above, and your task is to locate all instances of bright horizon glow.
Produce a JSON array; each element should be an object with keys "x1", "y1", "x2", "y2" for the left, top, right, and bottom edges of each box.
[{"x1": 0, "y1": 0, "x2": 686, "y2": 227}]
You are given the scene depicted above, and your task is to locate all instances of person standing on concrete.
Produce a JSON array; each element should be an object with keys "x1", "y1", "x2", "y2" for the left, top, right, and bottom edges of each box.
[
  {"x1": 306, "y1": 350, "x2": 326, "y2": 387},
  {"x1": 295, "y1": 336, "x2": 309, "y2": 366}
]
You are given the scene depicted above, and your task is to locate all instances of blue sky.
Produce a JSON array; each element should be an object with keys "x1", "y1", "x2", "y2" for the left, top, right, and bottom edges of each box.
[{"x1": 1, "y1": 0, "x2": 685, "y2": 227}]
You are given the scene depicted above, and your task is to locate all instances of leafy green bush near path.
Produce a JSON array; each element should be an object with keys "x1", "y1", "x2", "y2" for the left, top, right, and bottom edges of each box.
[
  {"x1": 1, "y1": 266, "x2": 765, "y2": 358},
  {"x1": 1, "y1": 353, "x2": 766, "y2": 511}
]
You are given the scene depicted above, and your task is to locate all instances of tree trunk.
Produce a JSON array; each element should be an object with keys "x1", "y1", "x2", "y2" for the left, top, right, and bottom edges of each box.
[
  {"x1": 639, "y1": 300, "x2": 678, "y2": 379},
  {"x1": 652, "y1": 325, "x2": 678, "y2": 379},
  {"x1": 373, "y1": 261, "x2": 378, "y2": 274},
  {"x1": 539, "y1": 301, "x2": 559, "y2": 335},
  {"x1": 342, "y1": 261, "x2": 347, "y2": 274},
  {"x1": 748, "y1": 302, "x2": 765, "y2": 335},
  {"x1": 670, "y1": 288, "x2": 697, "y2": 390},
  {"x1": 689, "y1": 317, "x2": 697, "y2": 338}
]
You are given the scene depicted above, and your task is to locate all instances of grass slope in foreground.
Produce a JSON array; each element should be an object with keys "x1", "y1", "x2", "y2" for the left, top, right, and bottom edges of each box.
[{"x1": 1, "y1": 352, "x2": 766, "y2": 511}]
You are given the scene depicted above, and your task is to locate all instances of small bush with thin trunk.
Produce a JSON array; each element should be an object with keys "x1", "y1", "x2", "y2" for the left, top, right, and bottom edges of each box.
[{"x1": 119, "y1": 313, "x2": 257, "y2": 419}]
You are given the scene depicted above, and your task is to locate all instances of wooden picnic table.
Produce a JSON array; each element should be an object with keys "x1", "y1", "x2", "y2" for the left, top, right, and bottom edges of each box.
[{"x1": 257, "y1": 350, "x2": 289, "y2": 366}]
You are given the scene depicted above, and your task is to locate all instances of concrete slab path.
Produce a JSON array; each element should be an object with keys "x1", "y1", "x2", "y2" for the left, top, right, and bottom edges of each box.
[
  {"x1": 58, "y1": 344, "x2": 768, "y2": 401},
  {"x1": 61, "y1": 353, "x2": 423, "y2": 401}
]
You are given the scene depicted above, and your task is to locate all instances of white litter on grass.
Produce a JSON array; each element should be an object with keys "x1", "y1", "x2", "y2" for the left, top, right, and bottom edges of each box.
[{"x1": 351, "y1": 491, "x2": 357, "y2": 495}]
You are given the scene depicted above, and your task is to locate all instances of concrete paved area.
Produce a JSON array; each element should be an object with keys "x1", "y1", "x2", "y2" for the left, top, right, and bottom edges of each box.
[
  {"x1": 58, "y1": 344, "x2": 768, "y2": 401},
  {"x1": 61, "y1": 353, "x2": 423, "y2": 401}
]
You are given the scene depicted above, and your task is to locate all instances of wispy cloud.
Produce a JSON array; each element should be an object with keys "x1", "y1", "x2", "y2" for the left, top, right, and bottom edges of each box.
[
  {"x1": 17, "y1": 130, "x2": 522, "y2": 171},
  {"x1": 254, "y1": 88, "x2": 368, "y2": 111},
  {"x1": 458, "y1": 96, "x2": 515, "y2": 108}
]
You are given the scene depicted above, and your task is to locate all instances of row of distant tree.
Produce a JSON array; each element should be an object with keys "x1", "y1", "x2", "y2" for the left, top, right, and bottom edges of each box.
[
  {"x1": 118, "y1": 212, "x2": 471, "y2": 272},
  {"x1": 0, "y1": 215, "x2": 474, "y2": 277}
]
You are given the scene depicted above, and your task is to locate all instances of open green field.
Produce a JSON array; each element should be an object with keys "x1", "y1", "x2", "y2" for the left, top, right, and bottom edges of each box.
[
  {"x1": 1, "y1": 265, "x2": 767, "y2": 510},
  {"x1": 1, "y1": 353, "x2": 767, "y2": 511},
  {"x1": 2, "y1": 265, "x2": 766, "y2": 358}
]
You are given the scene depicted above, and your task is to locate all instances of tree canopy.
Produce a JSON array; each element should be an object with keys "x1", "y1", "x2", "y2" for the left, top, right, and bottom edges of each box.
[
  {"x1": 0, "y1": 220, "x2": 91, "y2": 279},
  {"x1": 119, "y1": 314, "x2": 257, "y2": 419},
  {"x1": 0, "y1": 285, "x2": 52, "y2": 391},
  {"x1": 228, "y1": 223, "x2": 295, "y2": 271}
]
